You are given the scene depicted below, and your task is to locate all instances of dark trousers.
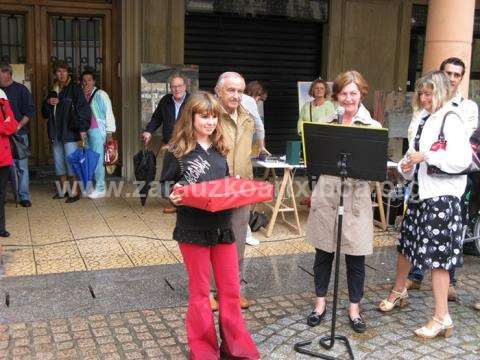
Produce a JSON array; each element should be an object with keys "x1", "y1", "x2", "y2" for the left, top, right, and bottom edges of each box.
[
  {"x1": 313, "y1": 248, "x2": 365, "y2": 303},
  {"x1": 0, "y1": 166, "x2": 9, "y2": 232}
]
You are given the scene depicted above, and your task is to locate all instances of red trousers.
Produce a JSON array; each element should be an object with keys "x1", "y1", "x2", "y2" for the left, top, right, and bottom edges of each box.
[{"x1": 179, "y1": 242, "x2": 260, "y2": 360}]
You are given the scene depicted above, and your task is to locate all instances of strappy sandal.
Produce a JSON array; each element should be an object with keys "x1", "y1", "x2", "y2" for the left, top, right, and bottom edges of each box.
[
  {"x1": 414, "y1": 316, "x2": 454, "y2": 339},
  {"x1": 378, "y1": 288, "x2": 408, "y2": 312}
]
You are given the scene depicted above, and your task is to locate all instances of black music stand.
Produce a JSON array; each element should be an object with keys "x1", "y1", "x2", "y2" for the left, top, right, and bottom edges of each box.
[{"x1": 294, "y1": 122, "x2": 388, "y2": 359}]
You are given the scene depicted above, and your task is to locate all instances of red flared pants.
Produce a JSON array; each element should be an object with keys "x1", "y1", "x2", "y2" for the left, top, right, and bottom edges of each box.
[{"x1": 179, "y1": 242, "x2": 260, "y2": 360}]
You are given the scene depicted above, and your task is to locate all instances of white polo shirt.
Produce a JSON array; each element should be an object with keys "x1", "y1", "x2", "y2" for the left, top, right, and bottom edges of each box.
[{"x1": 452, "y1": 91, "x2": 479, "y2": 135}]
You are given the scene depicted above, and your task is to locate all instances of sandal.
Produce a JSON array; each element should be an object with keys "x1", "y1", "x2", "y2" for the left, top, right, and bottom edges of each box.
[
  {"x1": 414, "y1": 316, "x2": 453, "y2": 339},
  {"x1": 378, "y1": 288, "x2": 408, "y2": 312}
]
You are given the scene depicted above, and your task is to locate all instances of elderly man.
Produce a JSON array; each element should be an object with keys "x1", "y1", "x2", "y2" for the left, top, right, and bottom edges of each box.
[
  {"x1": 0, "y1": 62, "x2": 35, "y2": 207},
  {"x1": 142, "y1": 73, "x2": 190, "y2": 213},
  {"x1": 210, "y1": 71, "x2": 256, "y2": 309},
  {"x1": 406, "y1": 57, "x2": 479, "y2": 302}
]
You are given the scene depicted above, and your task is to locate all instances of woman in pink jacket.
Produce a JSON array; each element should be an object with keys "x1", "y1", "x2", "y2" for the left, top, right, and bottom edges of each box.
[{"x1": 0, "y1": 89, "x2": 19, "y2": 237}]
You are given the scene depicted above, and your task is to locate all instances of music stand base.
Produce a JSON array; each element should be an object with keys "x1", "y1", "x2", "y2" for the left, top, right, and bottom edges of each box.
[{"x1": 294, "y1": 334, "x2": 354, "y2": 359}]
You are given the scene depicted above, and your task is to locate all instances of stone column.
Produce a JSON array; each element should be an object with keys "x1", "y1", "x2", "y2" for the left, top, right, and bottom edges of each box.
[
  {"x1": 422, "y1": 0, "x2": 475, "y2": 96},
  {"x1": 121, "y1": 0, "x2": 185, "y2": 181}
]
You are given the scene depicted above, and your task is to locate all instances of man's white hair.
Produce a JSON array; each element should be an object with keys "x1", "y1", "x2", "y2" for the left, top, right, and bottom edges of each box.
[{"x1": 215, "y1": 71, "x2": 245, "y2": 95}]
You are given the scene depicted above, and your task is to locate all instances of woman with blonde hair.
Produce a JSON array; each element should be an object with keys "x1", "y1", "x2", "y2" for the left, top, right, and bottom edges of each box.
[
  {"x1": 297, "y1": 78, "x2": 335, "y2": 134},
  {"x1": 305, "y1": 71, "x2": 381, "y2": 333},
  {"x1": 379, "y1": 71, "x2": 471, "y2": 339},
  {"x1": 161, "y1": 91, "x2": 259, "y2": 359}
]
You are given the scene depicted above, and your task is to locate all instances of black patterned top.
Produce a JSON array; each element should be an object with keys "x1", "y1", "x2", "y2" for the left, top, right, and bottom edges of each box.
[{"x1": 160, "y1": 144, "x2": 235, "y2": 246}]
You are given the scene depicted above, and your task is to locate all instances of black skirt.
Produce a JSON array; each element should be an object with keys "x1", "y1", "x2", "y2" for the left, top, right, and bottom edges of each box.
[
  {"x1": 173, "y1": 227, "x2": 236, "y2": 247},
  {"x1": 398, "y1": 195, "x2": 463, "y2": 271}
]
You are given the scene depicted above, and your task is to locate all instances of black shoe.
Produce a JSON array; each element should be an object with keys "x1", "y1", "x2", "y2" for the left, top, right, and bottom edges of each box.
[
  {"x1": 0, "y1": 230, "x2": 10, "y2": 237},
  {"x1": 52, "y1": 193, "x2": 65, "y2": 199},
  {"x1": 19, "y1": 200, "x2": 32, "y2": 208},
  {"x1": 349, "y1": 315, "x2": 366, "y2": 333},
  {"x1": 307, "y1": 309, "x2": 326, "y2": 327},
  {"x1": 65, "y1": 195, "x2": 80, "y2": 203}
]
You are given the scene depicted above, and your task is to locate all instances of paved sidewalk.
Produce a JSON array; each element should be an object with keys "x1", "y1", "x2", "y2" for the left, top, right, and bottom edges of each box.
[
  {"x1": 0, "y1": 249, "x2": 479, "y2": 359},
  {"x1": 1, "y1": 185, "x2": 479, "y2": 359}
]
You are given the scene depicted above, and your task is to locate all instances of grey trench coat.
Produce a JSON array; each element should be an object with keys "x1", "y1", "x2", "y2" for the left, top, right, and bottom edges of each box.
[{"x1": 305, "y1": 175, "x2": 374, "y2": 256}]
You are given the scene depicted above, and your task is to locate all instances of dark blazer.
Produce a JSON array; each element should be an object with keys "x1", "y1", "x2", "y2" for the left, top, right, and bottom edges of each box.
[
  {"x1": 145, "y1": 92, "x2": 190, "y2": 144},
  {"x1": 41, "y1": 80, "x2": 91, "y2": 143}
]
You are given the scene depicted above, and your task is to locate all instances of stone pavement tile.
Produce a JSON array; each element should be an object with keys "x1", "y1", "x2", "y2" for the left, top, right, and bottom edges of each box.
[
  {"x1": 162, "y1": 241, "x2": 183, "y2": 262},
  {"x1": 33, "y1": 243, "x2": 82, "y2": 261},
  {"x1": 1, "y1": 246, "x2": 36, "y2": 276},
  {"x1": 244, "y1": 245, "x2": 264, "y2": 258},
  {"x1": 256, "y1": 241, "x2": 302, "y2": 257},
  {"x1": 118, "y1": 236, "x2": 178, "y2": 266},
  {"x1": 77, "y1": 238, "x2": 126, "y2": 258},
  {"x1": 292, "y1": 239, "x2": 315, "y2": 253},
  {"x1": 36, "y1": 257, "x2": 86, "y2": 275}
]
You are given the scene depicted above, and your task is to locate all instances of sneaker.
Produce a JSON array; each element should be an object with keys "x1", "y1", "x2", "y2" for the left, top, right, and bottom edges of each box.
[
  {"x1": 88, "y1": 190, "x2": 106, "y2": 199},
  {"x1": 473, "y1": 301, "x2": 480, "y2": 310},
  {"x1": 246, "y1": 236, "x2": 260, "y2": 246}
]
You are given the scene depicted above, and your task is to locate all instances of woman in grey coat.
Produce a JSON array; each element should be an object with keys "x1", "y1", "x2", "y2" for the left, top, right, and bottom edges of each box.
[{"x1": 305, "y1": 70, "x2": 381, "y2": 333}]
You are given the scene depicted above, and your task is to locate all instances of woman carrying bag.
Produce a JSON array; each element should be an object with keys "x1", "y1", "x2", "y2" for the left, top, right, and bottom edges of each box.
[
  {"x1": 379, "y1": 71, "x2": 471, "y2": 339},
  {"x1": 0, "y1": 89, "x2": 19, "y2": 237},
  {"x1": 81, "y1": 69, "x2": 116, "y2": 198}
]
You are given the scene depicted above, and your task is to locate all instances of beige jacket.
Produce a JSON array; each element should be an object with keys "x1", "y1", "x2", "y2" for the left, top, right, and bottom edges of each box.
[
  {"x1": 220, "y1": 105, "x2": 255, "y2": 179},
  {"x1": 305, "y1": 104, "x2": 382, "y2": 256}
]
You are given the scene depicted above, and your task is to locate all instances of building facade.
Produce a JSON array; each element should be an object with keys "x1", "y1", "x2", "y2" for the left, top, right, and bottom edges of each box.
[{"x1": 0, "y1": 0, "x2": 477, "y2": 180}]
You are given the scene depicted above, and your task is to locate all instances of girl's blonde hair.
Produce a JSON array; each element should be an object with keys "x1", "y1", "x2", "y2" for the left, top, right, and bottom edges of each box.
[
  {"x1": 167, "y1": 91, "x2": 229, "y2": 158},
  {"x1": 412, "y1": 70, "x2": 451, "y2": 113}
]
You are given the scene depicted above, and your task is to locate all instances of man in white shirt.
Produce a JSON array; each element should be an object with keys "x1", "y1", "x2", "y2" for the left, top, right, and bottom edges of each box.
[
  {"x1": 406, "y1": 57, "x2": 479, "y2": 301},
  {"x1": 440, "y1": 57, "x2": 479, "y2": 134}
]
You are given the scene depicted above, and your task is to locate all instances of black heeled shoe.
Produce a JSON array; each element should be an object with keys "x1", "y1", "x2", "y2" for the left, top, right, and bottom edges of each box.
[
  {"x1": 0, "y1": 230, "x2": 10, "y2": 238},
  {"x1": 307, "y1": 309, "x2": 326, "y2": 327},
  {"x1": 349, "y1": 315, "x2": 366, "y2": 333}
]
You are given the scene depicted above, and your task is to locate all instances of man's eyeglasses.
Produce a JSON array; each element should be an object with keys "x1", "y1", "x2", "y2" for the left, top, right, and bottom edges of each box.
[{"x1": 171, "y1": 85, "x2": 185, "y2": 90}]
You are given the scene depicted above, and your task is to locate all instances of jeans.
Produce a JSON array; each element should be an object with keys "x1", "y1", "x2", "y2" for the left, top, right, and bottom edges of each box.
[
  {"x1": 407, "y1": 266, "x2": 457, "y2": 286},
  {"x1": 313, "y1": 248, "x2": 365, "y2": 303},
  {"x1": 11, "y1": 134, "x2": 30, "y2": 201},
  {"x1": 52, "y1": 140, "x2": 79, "y2": 177},
  {"x1": 87, "y1": 128, "x2": 106, "y2": 192}
]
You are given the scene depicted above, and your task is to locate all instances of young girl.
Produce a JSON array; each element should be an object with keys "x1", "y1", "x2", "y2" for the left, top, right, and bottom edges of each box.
[{"x1": 161, "y1": 91, "x2": 259, "y2": 360}]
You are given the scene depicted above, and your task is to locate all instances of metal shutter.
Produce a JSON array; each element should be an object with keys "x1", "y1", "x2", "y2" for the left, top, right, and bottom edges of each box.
[{"x1": 185, "y1": 13, "x2": 323, "y2": 154}]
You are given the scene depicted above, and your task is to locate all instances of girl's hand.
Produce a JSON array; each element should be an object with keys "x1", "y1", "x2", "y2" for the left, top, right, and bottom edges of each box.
[
  {"x1": 407, "y1": 151, "x2": 425, "y2": 165},
  {"x1": 169, "y1": 183, "x2": 183, "y2": 205}
]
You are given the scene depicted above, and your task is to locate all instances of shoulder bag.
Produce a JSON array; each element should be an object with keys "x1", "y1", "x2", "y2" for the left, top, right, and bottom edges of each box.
[{"x1": 427, "y1": 111, "x2": 480, "y2": 175}]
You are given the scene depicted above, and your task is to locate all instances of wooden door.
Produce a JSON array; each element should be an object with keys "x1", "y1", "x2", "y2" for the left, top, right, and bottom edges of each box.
[{"x1": 0, "y1": 0, "x2": 116, "y2": 167}]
